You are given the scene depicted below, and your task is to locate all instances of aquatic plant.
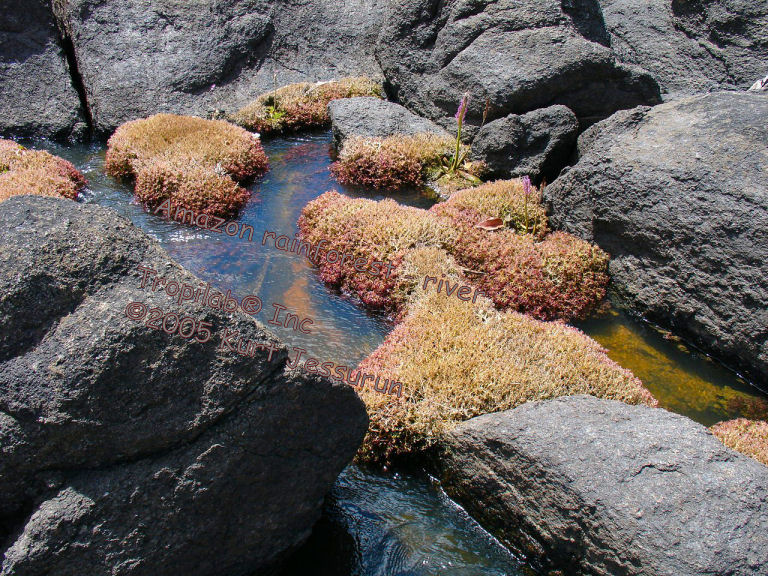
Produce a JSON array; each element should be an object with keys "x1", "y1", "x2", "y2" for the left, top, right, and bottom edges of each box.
[
  {"x1": 356, "y1": 250, "x2": 656, "y2": 464},
  {"x1": 711, "y1": 418, "x2": 768, "y2": 466},
  {"x1": 300, "y1": 183, "x2": 608, "y2": 322},
  {"x1": 429, "y1": 181, "x2": 608, "y2": 322},
  {"x1": 331, "y1": 124, "x2": 487, "y2": 192},
  {"x1": 298, "y1": 190, "x2": 456, "y2": 312},
  {"x1": 330, "y1": 133, "x2": 459, "y2": 190},
  {"x1": 232, "y1": 77, "x2": 382, "y2": 135},
  {"x1": 434, "y1": 179, "x2": 548, "y2": 237},
  {"x1": 105, "y1": 114, "x2": 268, "y2": 218},
  {"x1": 0, "y1": 139, "x2": 86, "y2": 202},
  {"x1": 450, "y1": 94, "x2": 469, "y2": 173}
]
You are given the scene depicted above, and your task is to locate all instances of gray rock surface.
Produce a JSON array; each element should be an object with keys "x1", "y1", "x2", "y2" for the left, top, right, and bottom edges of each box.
[
  {"x1": 441, "y1": 395, "x2": 768, "y2": 576},
  {"x1": 0, "y1": 195, "x2": 368, "y2": 575},
  {"x1": 544, "y1": 92, "x2": 768, "y2": 382},
  {"x1": 470, "y1": 105, "x2": 579, "y2": 183},
  {"x1": 0, "y1": 0, "x2": 85, "y2": 140},
  {"x1": 53, "y1": 0, "x2": 390, "y2": 136},
  {"x1": 601, "y1": 0, "x2": 768, "y2": 95},
  {"x1": 328, "y1": 97, "x2": 448, "y2": 149},
  {"x1": 375, "y1": 0, "x2": 661, "y2": 137}
]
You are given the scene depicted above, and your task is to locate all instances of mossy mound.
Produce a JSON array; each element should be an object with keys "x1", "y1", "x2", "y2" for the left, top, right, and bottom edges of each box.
[
  {"x1": 331, "y1": 132, "x2": 486, "y2": 191},
  {"x1": 298, "y1": 181, "x2": 609, "y2": 322},
  {"x1": 105, "y1": 114, "x2": 268, "y2": 218},
  {"x1": 232, "y1": 77, "x2": 382, "y2": 135},
  {"x1": 430, "y1": 181, "x2": 609, "y2": 322},
  {"x1": 355, "y1": 247, "x2": 657, "y2": 464},
  {"x1": 0, "y1": 140, "x2": 86, "y2": 202},
  {"x1": 298, "y1": 190, "x2": 456, "y2": 313},
  {"x1": 711, "y1": 418, "x2": 768, "y2": 466}
]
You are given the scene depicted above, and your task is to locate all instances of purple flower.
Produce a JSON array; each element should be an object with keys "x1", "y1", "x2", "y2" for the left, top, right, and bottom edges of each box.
[
  {"x1": 455, "y1": 95, "x2": 468, "y2": 123},
  {"x1": 522, "y1": 175, "x2": 532, "y2": 197}
]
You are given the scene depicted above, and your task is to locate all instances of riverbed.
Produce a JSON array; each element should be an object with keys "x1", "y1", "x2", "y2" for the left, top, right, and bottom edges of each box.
[{"x1": 31, "y1": 131, "x2": 768, "y2": 576}]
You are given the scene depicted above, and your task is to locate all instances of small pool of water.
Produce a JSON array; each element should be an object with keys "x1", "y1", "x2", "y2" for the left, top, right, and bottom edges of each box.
[{"x1": 579, "y1": 306, "x2": 768, "y2": 426}]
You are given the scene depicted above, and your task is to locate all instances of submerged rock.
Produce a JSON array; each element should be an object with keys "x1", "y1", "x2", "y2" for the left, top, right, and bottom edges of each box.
[
  {"x1": 375, "y1": 0, "x2": 661, "y2": 136},
  {"x1": 0, "y1": 196, "x2": 367, "y2": 575},
  {"x1": 600, "y1": 0, "x2": 768, "y2": 95},
  {"x1": 544, "y1": 91, "x2": 768, "y2": 382},
  {"x1": 0, "y1": 0, "x2": 86, "y2": 140},
  {"x1": 441, "y1": 395, "x2": 768, "y2": 575},
  {"x1": 470, "y1": 105, "x2": 579, "y2": 183},
  {"x1": 328, "y1": 97, "x2": 448, "y2": 149}
]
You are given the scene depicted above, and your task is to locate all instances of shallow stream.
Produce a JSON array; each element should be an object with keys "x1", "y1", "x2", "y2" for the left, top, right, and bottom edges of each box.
[{"x1": 30, "y1": 131, "x2": 768, "y2": 575}]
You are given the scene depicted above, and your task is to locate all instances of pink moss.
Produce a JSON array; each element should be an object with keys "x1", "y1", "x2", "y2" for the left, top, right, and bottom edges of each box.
[
  {"x1": 299, "y1": 184, "x2": 609, "y2": 322},
  {"x1": 105, "y1": 114, "x2": 268, "y2": 218},
  {"x1": 711, "y1": 418, "x2": 768, "y2": 466},
  {"x1": 0, "y1": 140, "x2": 86, "y2": 202}
]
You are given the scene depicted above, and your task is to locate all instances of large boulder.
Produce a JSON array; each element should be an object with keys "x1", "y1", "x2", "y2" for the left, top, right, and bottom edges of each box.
[
  {"x1": 544, "y1": 92, "x2": 768, "y2": 383},
  {"x1": 441, "y1": 395, "x2": 768, "y2": 576},
  {"x1": 328, "y1": 96, "x2": 448, "y2": 149},
  {"x1": 375, "y1": 0, "x2": 661, "y2": 137},
  {"x1": 470, "y1": 105, "x2": 579, "y2": 183},
  {"x1": 0, "y1": 0, "x2": 85, "y2": 140},
  {"x1": 0, "y1": 195, "x2": 367, "y2": 575},
  {"x1": 601, "y1": 0, "x2": 768, "y2": 95},
  {"x1": 52, "y1": 0, "x2": 389, "y2": 136}
]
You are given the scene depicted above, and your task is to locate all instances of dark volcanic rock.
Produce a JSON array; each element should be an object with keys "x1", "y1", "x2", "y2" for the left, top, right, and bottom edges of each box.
[
  {"x1": 544, "y1": 92, "x2": 768, "y2": 382},
  {"x1": 601, "y1": 0, "x2": 768, "y2": 95},
  {"x1": 328, "y1": 97, "x2": 448, "y2": 149},
  {"x1": 470, "y1": 105, "x2": 579, "y2": 183},
  {"x1": 0, "y1": 196, "x2": 367, "y2": 575},
  {"x1": 0, "y1": 0, "x2": 85, "y2": 140},
  {"x1": 375, "y1": 0, "x2": 661, "y2": 137},
  {"x1": 441, "y1": 395, "x2": 768, "y2": 576},
  {"x1": 53, "y1": 0, "x2": 389, "y2": 135}
]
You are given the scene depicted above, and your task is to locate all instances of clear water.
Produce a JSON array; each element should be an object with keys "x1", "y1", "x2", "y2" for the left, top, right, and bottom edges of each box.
[
  {"x1": 578, "y1": 306, "x2": 768, "y2": 426},
  {"x1": 21, "y1": 131, "x2": 767, "y2": 575}
]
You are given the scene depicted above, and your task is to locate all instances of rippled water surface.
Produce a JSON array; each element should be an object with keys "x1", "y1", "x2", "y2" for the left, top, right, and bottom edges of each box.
[{"x1": 25, "y1": 131, "x2": 767, "y2": 575}]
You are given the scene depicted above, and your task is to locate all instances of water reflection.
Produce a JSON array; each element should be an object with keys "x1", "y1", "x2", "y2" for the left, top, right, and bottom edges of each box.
[{"x1": 579, "y1": 306, "x2": 768, "y2": 426}]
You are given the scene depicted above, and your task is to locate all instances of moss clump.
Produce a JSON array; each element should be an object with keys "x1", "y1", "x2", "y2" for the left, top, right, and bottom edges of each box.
[
  {"x1": 298, "y1": 190, "x2": 456, "y2": 312},
  {"x1": 711, "y1": 418, "x2": 768, "y2": 466},
  {"x1": 298, "y1": 181, "x2": 609, "y2": 322},
  {"x1": 431, "y1": 185, "x2": 609, "y2": 322},
  {"x1": 0, "y1": 140, "x2": 86, "y2": 203},
  {"x1": 330, "y1": 133, "x2": 461, "y2": 190},
  {"x1": 355, "y1": 247, "x2": 657, "y2": 464},
  {"x1": 232, "y1": 77, "x2": 382, "y2": 135},
  {"x1": 105, "y1": 114, "x2": 268, "y2": 218}
]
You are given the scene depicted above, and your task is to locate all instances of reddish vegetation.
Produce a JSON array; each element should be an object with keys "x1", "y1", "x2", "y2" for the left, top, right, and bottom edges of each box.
[
  {"x1": 711, "y1": 418, "x2": 768, "y2": 466},
  {"x1": 431, "y1": 202, "x2": 609, "y2": 322},
  {"x1": 106, "y1": 114, "x2": 268, "y2": 218},
  {"x1": 298, "y1": 190, "x2": 455, "y2": 313},
  {"x1": 330, "y1": 133, "x2": 457, "y2": 190},
  {"x1": 354, "y1": 257, "x2": 656, "y2": 464},
  {"x1": 298, "y1": 179, "x2": 609, "y2": 323},
  {"x1": 0, "y1": 139, "x2": 86, "y2": 202},
  {"x1": 297, "y1": 181, "x2": 652, "y2": 464},
  {"x1": 232, "y1": 77, "x2": 382, "y2": 135}
]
